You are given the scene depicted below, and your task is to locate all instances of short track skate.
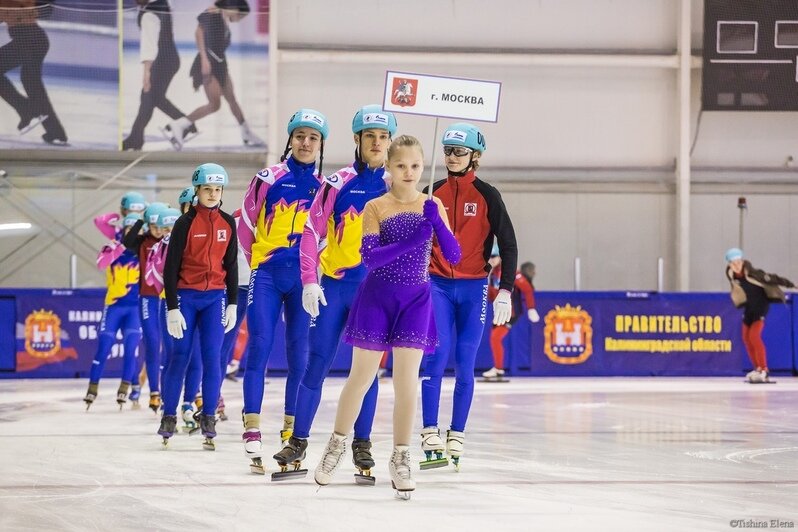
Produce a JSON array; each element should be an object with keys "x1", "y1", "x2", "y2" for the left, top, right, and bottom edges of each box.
[
  {"x1": 419, "y1": 450, "x2": 449, "y2": 470},
  {"x1": 249, "y1": 457, "x2": 265, "y2": 475},
  {"x1": 271, "y1": 436, "x2": 309, "y2": 481},
  {"x1": 352, "y1": 439, "x2": 376, "y2": 486}
]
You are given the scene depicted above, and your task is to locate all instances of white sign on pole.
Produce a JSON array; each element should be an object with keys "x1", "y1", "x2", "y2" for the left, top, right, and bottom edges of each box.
[{"x1": 382, "y1": 71, "x2": 501, "y2": 122}]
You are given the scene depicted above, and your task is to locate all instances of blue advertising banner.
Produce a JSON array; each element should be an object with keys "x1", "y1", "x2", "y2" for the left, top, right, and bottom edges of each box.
[
  {"x1": 1, "y1": 288, "x2": 131, "y2": 379},
  {"x1": 0, "y1": 289, "x2": 793, "y2": 378},
  {"x1": 490, "y1": 292, "x2": 793, "y2": 377}
]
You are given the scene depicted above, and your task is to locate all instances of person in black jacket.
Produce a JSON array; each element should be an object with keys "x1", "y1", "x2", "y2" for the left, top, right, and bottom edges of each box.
[
  {"x1": 123, "y1": 0, "x2": 191, "y2": 151},
  {"x1": 0, "y1": 0, "x2": 67, "y2": 144},
  {"x1": 725, "y1": 247, "x2": 794, "y2": 383}
]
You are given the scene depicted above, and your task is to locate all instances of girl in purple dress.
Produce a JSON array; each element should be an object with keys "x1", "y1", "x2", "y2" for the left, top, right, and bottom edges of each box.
[{"x1": 312, "y1": 135, "x2": 461, "y2": 498}]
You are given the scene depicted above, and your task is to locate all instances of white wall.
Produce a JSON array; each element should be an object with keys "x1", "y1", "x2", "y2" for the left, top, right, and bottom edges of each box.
[{"x1": 3, "y1": 0, "x2": 798, "y2": 291}]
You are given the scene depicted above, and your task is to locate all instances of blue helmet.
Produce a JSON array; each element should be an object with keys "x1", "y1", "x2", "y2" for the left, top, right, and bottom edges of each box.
[
  {"x1": 352, "y1": 104, "x2": 397, "y2": 135},
  {"x1": 122, "y1": 212, "x2": 143, "y2": 228},
  {"x1": 725, "y1": 248, "x2": 744, "y2": 262},
  {"x1": 121, "y1": 191, "x2": 147, "y2": 212},
  {"x1": 178, "y1": 186, "x2": 194, "y2": 205},
  {"x1": 287, "y1": 108, "x2": 329, "y2": 140},
  {"x1": 157, "y1": 207, "x2": 181, "y2": 229},
  {"x1": 442, "y1": 122, "x2": 486, "y2": 152},
  {"x1": 191, "y1": 163, "x2": 229, "y2": 187},
  {"x1": 144, "y1": 202, "x2": 169, "y2": 226}
]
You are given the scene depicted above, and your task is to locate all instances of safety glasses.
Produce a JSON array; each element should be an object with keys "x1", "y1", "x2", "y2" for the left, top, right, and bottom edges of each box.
[{"x1": 443, "y1": 146, "x2": 473, "y2": 157}]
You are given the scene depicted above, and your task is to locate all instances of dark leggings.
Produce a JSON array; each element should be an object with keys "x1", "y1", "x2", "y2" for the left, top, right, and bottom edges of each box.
[
  {"x1": 125, "y1": 54, "x2": 183, "y2": 147},
  {"x1": 0, "y1": 23, "x2": 65, "y2": 140}
]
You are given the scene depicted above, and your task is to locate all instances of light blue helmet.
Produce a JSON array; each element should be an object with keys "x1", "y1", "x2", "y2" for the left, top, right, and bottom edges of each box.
[
  {"x1": 157, "y1": 207, "x2": 181, "y2": 229},
  {"x1": 725, "y1": 248, "x2": 744, "y2": 262},
  {"x1": 144, "y1": 202, "x2": 169, "y2": 226},
  {"x1": 178, "y1": 186, "x2": 195, "y2": 205},
  {"x1": 287, "y1": 108, "x2": 329, "y2": 140},
  {"x1": 191, "y1": 163, "x2": 229, "y2": 187},
  {"x1": 121, "y1": 191, "x2": 147, "y2": 212},
  {"x1": 352, "y1": 104, "x2": 397, "y2": 135},
  {"x1": 442, "y1": 122, "x2": 486, "y2": 152},
  {"x1": 122, "y1": 212, "x2": 143, "y2": 228}
]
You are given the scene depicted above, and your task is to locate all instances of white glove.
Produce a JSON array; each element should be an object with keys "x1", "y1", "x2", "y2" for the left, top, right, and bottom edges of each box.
[
  {"x1": 528, "y1": 308, "x2": 540, "y2": 323},
  {"x1": 167, "y1": 308, "x2": 186, "y2": 339},
  {"x1": 492, "y1": 289, "x2": 512, "y2": 325},
  {"x1": 224, "y1": 304, "x2": 237, "y2": 333},
  {"x1": 302, "y1": 283, "x2": 327, "y2": 318}
]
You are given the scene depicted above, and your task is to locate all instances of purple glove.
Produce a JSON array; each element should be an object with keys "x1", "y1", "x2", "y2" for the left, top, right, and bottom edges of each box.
[
  {"x1": 360, "y1": 221, "x2": 432, "y2": 271},
  {"x1": 423, "y1": 200, "x2": 441, "y2": 226},
  {"x1": 423, "y1": 200, "x2": 461, "y2": 265}
]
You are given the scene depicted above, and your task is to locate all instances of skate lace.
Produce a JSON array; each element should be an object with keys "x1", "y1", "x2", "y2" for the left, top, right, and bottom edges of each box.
[
  {"x1": 392, "y1": 450, "x2": 412, "y2": 479},
  {"x1": 320, "y1": 438, "x2": 345, "y2": 473}
]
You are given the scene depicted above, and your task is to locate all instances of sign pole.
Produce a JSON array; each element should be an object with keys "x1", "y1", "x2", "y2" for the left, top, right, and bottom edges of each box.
[{"x1": 427, "y1": 117, "x2": 440, "y2": 198}]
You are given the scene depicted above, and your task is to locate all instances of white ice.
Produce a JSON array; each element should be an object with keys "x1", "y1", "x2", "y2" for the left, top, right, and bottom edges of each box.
[{"x1": 0, "y1": 377, "x2": 796, "y2": 532}]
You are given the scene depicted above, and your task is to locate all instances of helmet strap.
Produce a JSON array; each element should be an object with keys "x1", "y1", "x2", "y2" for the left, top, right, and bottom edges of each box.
[
  {"x1": 280, "y1": 137, "x2": 292, "y2": 162},
  {"x1": 448, "y1": 153, "x2": 475, "y2": 177},
  {"x1": 318, "y1": 141, "x2": 325, "y2": 179},
  {"x1": 354, "y1": 132, "x2": 365, "y2": 173}
]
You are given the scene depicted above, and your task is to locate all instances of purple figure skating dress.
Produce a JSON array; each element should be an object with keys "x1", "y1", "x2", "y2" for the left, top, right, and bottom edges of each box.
[{"x1": 344, "y1": 194, "x2": 438, "y2": 353}]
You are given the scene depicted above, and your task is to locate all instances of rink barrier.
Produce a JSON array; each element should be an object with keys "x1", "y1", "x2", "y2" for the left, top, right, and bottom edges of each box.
[{"x1": 0, "y1": 288, "x2": 794, "y2": 378}]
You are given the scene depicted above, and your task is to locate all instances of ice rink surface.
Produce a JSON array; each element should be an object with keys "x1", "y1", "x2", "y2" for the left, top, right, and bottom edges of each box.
[{"x1": 0, "y1": 376, "x2": 796, "y2": 532}]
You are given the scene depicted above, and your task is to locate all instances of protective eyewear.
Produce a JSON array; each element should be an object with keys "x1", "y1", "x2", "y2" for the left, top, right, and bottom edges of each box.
[{"x1": 443, "y1": 146, "x2": 473, "y2": 157}]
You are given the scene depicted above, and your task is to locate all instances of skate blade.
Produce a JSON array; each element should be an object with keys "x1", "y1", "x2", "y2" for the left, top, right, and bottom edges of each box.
[
  {"x1": 202, "y1": 440, "x2": 216, "y2": 451},
  {"x1": 243, "y1": 139, "x2": 266, "y2": 148},
  {"x1": 354, "y1": 472, "x2": 376, "y2": 486},
  {"x1": 19, "y1": 115, "x2": 48, "y2": 135},
  {"x1": 188, "y1": 426, "x2": 201, "y2": 436},
  {"x1": 419, "y1": 458, "x2": 449, "y2": 470},
  {"x1": 158, "y1": 126, "x2": 182, "y2": 151},
  {"x1": 478, "y1": 378, "x2": 509, "y2": 383},
  {"x1": 161, "y1": 438, "x2": 170, "y2": 449},
  {"x1": 270, "y1": 468, "x2": 308, "y2": 482},
  {"x1": 450, "y1": 457, "x2": 461, "y2": 471},
  {"x1": 391, "y1": 482, "x2": 414, "y2": 500},
  {"x1": 250, "y1": 463, "x2": 266, "y2": 475},
  {"x1": 745, "y1": 380, "x2": 777, "y2": 384}
]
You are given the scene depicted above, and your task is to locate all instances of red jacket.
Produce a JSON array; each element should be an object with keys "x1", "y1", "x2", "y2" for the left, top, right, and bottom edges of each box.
[
  {"x1": 121, "y1": 219, "x2": 163, "y2": 298},
  {"x1": 164, "y1": 204, "x2": 238, "y2": 310},
  {"x1": 425, "y1": 171, "x2": 518, "y2": 291}
]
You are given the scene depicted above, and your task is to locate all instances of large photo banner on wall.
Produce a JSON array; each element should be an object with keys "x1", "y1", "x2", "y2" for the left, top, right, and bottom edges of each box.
[
  {"x1": 0, "y1": 0, "x2": 268, "y2": 151},
  {"x1": 0, "y1": 0, "x2": 118, "y2": 149},
  {"x1": 121, "y1": 0, "x2": 268, "y2": 152}
]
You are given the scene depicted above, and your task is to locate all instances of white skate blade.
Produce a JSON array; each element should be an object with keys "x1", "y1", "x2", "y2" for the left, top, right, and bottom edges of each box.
[
  {"x1": 18, "y1": 115, "x2": 48, "y2": 135},
  {"x1": 158, "y1": 126, "x2": 183, "y2": 151},
  {"x1": 391, "y1": 481, "x2": 414, "y2": 500}
]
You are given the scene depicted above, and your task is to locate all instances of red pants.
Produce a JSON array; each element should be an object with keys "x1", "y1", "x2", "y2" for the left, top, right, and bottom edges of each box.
[
  {"x1": 490, "y1": 325, "x2": 510, "y2": 369},
  {"x1": 741, "y1": 320, "x2": 767, "y2": 370}
]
